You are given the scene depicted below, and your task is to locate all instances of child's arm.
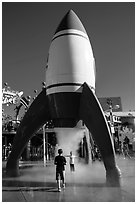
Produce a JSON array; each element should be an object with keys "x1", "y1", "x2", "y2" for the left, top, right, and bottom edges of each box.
[
  {"x1": 63, "y1": 157, "x2": 67, "y2": 165},
  {"x1": 64, "y1": 155, "x2": 70, "y2": 157},
  {"x1": 54, "y1": 157, "x2": 57, "y2": 165}
]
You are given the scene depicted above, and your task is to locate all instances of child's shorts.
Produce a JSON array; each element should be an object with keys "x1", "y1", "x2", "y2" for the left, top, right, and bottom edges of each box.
[
  {"x1": 70, "y1": 164, "x2": 75, "y2": 171},
  {"x1": 56, "y1": 170, "x2": 65, "y2": 180}
]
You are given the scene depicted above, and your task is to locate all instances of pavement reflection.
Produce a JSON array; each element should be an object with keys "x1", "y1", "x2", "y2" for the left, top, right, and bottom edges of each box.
[{"x1": 2, "y1": 156, "x2": 135, "y2": 202}]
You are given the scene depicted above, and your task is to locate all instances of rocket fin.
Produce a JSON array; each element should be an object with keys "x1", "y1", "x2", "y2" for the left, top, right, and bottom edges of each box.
[
  {"x1": 6, "y1": 88, "x2": 51, "y2": 176},
  {"x1": 79, "y1": 83, "x2": 121, "y2": 186}
]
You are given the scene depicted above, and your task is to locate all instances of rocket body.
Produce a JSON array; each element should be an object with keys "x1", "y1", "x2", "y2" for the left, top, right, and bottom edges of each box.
[
  {"x1": 6, "y1": 10, "x2": 121, "y2": 185},
  {"x1": 46, "y1": 10, "x2": 96, "y2": 127}
]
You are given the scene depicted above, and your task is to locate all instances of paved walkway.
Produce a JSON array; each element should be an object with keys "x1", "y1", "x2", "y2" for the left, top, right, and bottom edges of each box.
[{"x1": 2, "y1": 156, "x2": 135, "y2": 202}]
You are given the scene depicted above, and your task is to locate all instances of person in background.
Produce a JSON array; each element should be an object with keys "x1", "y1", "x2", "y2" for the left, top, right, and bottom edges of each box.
[
  {"x1": 54, "y1": 149, "x2": 66, "y2": 192},
  {"x1": 122, "y1": 141, "x2": 131, "y2": 159},
  {"x1": 66, "y1": 151, "x2": 76, "y2": 172},
  {"x1": 124, "y1": 136, "x2": 130, "y2": 147}
]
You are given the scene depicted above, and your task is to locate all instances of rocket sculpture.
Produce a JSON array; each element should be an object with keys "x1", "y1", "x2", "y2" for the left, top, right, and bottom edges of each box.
[{"x1": 6, "y1": 10, "x2": 121, "y2": 185}]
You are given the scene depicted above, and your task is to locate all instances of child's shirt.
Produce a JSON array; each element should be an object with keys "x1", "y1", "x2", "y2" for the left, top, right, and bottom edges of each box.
[{"x1": 54, "y1": 155, "x2": 66, "y2": 171}]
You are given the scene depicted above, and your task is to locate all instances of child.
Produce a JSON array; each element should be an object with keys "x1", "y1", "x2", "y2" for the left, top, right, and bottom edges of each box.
[
  {"x1": 54, "y1": 149, "x2": 66, "y2": 192},
  {"x1": 69, "y1": 151, "x2": 75, "y2": 172},
  {"x1": 66, "y1": 151, "x2": 76, "y2": 172}
]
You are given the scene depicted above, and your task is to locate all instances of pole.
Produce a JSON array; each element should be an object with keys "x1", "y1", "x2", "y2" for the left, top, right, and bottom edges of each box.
[
  {"x1": 109, "y1": 104, "x2": 112, "y2": 123},
  {"x1": 109, "y1": 104, "x2": 115, "y2": 142},
  {"x1": 4, "y1": 136, "x2": 7, "y2": 160},
  {"x1": 43, "y1": 125, "x2": 46, "y2": 166},
  {"x1": 46, "y1": 133, "x2": 49, "y2": 161}
]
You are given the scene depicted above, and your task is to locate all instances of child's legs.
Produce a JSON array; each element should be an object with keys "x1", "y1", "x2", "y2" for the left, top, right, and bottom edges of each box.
[
  {"x1": 61, "y1": 171, "x2": 65, "y2": 184},
  {"x1": 71, "y1": 164, "x2": 75, "y2": 171},
  {"x1": 57, "y1": 179, "x2": 61, "y2": 189},
  {"x1": 56, "y1": 172, "x2": 61, "y2": 189},
  {"x1": 70, "y1": 164, "x2": 75, "y2": 171}
]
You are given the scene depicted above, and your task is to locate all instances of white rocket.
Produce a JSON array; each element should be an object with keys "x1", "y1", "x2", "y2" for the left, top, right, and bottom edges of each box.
[
  {"x1": 6, "y1": 10, "x2": 121, "y2": 186},
  {"x1": 45, "y1": 10, "x2": 96, "y2": 127},
  {"x1": 46, "y1": 10, "x2": 95, "y2": 95}
]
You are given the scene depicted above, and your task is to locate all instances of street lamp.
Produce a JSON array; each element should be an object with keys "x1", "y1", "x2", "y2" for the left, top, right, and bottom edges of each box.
[
  {"x1": 42, "y1": 82, "x2": 46, "y2": 89},
  {"x1": 43, "y1": 122, "x2": 49, "y2": 167},
  {"x1": 43, "y1": 124, "x2": 46, "y2": 166}
]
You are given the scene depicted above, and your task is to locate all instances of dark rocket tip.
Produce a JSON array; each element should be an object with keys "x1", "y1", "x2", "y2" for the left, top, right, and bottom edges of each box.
[{"x1": 54, "y1": 10, "x2": 87, "y2": 34}]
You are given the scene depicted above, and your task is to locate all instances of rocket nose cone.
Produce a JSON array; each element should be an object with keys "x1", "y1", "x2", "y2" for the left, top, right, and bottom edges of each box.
[{"x1": 55, "y1": 10, "x2": 87, "y2": 34}]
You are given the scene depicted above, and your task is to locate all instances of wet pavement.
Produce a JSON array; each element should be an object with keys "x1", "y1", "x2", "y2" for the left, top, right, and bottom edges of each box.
[{"x1": 2, "y1": 155, "x2": 135, "y2": 202}]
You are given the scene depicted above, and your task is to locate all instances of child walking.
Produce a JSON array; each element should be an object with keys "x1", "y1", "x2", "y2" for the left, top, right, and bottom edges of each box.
[{"x1": 54, "y1": 149, "x2": 67, "y2": 192}]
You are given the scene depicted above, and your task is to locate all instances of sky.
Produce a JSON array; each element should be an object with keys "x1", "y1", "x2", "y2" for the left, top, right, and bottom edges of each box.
[{"x1": 2, "y1": 2, "x2": 135, "y2": 119}]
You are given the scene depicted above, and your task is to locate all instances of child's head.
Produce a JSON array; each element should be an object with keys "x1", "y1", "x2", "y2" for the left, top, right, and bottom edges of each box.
[{"x1": 58, "y1": 149, "x2": 63, "y2": 155}]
